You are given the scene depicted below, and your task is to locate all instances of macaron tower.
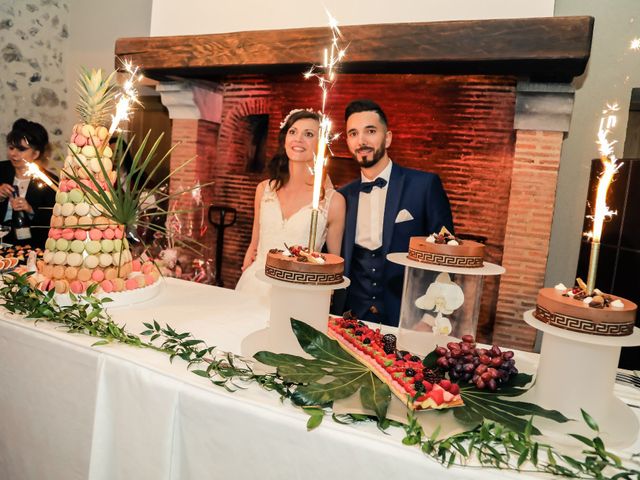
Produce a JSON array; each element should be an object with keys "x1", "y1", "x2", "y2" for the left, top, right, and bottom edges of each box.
[{"x1": 36, "y1": 68, "x2": 160, "y2": 295}]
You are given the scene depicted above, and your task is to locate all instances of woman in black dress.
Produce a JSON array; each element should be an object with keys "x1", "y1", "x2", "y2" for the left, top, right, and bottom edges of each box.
[{"x1": 0, "y1": 119, "x2": 57, "y2": 249}]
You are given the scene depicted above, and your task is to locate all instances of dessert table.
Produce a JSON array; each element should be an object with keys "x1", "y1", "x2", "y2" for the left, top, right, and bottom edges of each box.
[{"x1": 1, "y1": 278, "x2": 638, "y2": 480}]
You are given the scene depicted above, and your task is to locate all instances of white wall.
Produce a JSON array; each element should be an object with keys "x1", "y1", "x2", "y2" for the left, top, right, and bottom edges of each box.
[
  {"x1": 150, "y1": 0, "x2": 554, "y2": 36},
  {"x1": 64, "y1": 0, "x2": 152, "y2": 155},
  {"x1": 547, "y1": 0, "x2": 640, "y2": 286}
]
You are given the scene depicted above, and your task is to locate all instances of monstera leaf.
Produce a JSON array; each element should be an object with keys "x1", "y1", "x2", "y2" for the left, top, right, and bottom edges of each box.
[
  {"x1": 254, "y1": 319, "x2": 391, "y2": 423},
  {"x1": 455, "y1": 374, "x2": 570, "y2": 434},
  {"x1": 255, "y1": 319, "x2": 568, "y2": 435}
]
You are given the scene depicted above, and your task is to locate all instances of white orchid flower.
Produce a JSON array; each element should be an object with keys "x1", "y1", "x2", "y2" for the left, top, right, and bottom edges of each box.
[
  {"x1": 415, "y1": 273, "x2": 464, "y2": 315},
  {"x1": 433, "y1": 312, "x2": 453, "y2": 335}
]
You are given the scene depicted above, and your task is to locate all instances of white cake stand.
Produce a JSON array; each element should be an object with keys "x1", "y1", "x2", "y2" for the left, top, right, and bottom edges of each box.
[
  {"x1": 53, "y1": 278, "x2": 164, "y2": 309},
  {"x1": 241, "y1": 271, "x2": 350, "y2": 358},
  {"x1": 523, "y1": 309, "x2": 640, "y2": 447},
  {"x1": 387, "y1": 252, "x2": 506, "y2": 276}
]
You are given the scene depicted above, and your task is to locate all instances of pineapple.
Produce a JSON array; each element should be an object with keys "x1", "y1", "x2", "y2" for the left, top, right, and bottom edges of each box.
[{"x1": 75, "y1": 68, "x2": 118, "y2": 127}]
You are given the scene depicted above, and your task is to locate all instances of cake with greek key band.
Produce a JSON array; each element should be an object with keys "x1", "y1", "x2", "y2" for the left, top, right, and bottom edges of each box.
[
  {"x1": 265, "y1": 245, "x2": 343, "y2": 285},
  {"x1": 408, "y1": 227, "x2": 484, "y2": 268},
  {"x1": 534, "y1": 281, "x2": 636, "y2": 337}
]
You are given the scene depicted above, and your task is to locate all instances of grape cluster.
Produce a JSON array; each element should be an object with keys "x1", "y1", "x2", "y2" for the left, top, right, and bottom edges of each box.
[{"x1": 434, "y1": 335, "x2": 518, "y2": 391}]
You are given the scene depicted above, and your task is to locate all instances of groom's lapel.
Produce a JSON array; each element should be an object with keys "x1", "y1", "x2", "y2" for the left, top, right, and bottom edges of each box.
[
  {"x1": 343, "y1": 182, "x2": 360, "y2": 274},
  {"x1": 382, "y1": 165, "x2": 405, "y2": 255}
]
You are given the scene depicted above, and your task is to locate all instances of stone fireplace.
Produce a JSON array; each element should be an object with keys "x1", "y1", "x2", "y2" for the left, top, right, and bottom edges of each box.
[{"x1": 115, "y1": 16, "x2": 593, "y2": 350}]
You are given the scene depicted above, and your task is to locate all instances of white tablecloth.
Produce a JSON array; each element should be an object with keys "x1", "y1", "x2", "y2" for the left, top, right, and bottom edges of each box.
[{"x1": 1, "y1": 278, "x2": 638, "y2": 480}]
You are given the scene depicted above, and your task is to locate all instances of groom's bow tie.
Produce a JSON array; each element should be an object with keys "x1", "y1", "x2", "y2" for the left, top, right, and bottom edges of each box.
[{"x1": 360, "y1": 177, "x2": 388, "y2": 193}]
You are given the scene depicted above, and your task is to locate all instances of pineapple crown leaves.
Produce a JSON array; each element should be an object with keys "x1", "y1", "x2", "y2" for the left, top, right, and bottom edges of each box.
[
  {"x1": 62, "y1": 132, "x2": 214, "y2": 255},
  {"x1": 75, "y1": 67, "x2": 118, "y2": 127}
]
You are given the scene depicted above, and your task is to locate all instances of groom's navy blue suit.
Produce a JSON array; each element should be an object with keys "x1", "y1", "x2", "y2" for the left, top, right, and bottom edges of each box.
[{"x1": 338, "y1": 164, "x2": 453, "y2": 326}]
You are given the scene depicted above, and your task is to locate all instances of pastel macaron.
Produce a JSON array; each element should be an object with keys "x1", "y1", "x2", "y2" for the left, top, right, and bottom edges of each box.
[
  {"x1": 67, "y1": 252, "x2": 84, "y2": 267},
  {"x1": 69, "y1": 280, "x2": 84, "y2": 294},
  {"x1": 91, "y1": 270, "x2": 105, "y2": 282},
  {"x1": 53, "y1": 251, "x2": 67, "y2": 265},
  {"x1": 89, "y1": 228, "x2": 103, "y2": 241},
  {"x1": 84, "y1": 255, "x2": 99, "y2": 269},
  {"x1": 74, "y1": 203, "x2": 90, "y2": 217},
  {"x1": 100, "y1": 279, "x2": 114, "y2": 293},
  {"x1": 62, "y1": 228, "x2": 75, "y2": 240},
  {"x1": 77, "y1": 268, "x2": 92, "y2": 282}
]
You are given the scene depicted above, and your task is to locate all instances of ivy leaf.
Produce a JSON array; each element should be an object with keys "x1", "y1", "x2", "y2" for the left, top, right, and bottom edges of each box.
[{"x1": 581, "y1": 409, "x2": 599, "y2": 432}]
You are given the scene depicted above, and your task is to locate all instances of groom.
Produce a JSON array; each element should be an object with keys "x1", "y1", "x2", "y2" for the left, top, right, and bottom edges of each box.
[{"x1": 338, "y1": 99, "x2": 454, "y2": 327}]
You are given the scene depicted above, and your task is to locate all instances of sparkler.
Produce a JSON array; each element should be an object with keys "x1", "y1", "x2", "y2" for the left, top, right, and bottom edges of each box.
[
  {"x1": 304, "y1": 12, "x2": 347, "y2": 251},
  {"x1": 630, "y1": 38, "x2": 640, "y2": 51},
  {"x1": 24, "y1": 161, "x2": 58, "y2": 192},
  {"x1": 585, "y1": 104, "x2": 622, "y2": 293},
  {"x1": 108, "y1": 59, "x2": 143, "y2": 137}
]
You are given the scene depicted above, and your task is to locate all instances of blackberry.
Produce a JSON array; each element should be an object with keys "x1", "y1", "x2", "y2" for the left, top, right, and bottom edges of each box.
[
  {"x1": 423, "y1": 368, "x2": 442, "y2": 385},
  {"x1": 405, "y1": 368, "x2": 416, "y2": 377},
  {"x1": 354, "y1": 330, "x2": 363, "y2": 336},
  {"x1": 409, "y1": 355, "x2": 421, "y2": 363},
  {"x1": 363, "y1": 338, "x2": 371, "y2": 345},
  {"x1": 381, "y1": 334, "x2": 397, "y2": 354},
  {"x1": 414, "y1": 380, "x2": 425, "y2": 392}
]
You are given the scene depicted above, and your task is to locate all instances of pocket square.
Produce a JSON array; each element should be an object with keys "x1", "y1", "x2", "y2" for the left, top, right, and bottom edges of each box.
[{"x1": 395, "y1": 209, "x2": 414, "y2": 223}]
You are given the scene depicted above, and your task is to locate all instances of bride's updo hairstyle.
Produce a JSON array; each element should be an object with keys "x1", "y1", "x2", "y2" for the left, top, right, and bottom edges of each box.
[{"x1": 268, "y1": 109, "x2": 320, "y2": 191}]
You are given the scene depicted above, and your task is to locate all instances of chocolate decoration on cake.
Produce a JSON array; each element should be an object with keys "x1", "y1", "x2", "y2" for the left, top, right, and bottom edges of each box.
[
  {"x1": 265, "y1": 245, "x2": 344, "y2": 285},
  {"x1": 534, "y1": 283, "x2": 636, "y2": 337},
  {"x1": 408, "y1": 227, "x2": 484, "y2": 268}
]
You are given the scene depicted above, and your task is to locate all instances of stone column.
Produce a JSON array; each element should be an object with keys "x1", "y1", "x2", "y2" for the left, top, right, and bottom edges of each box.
[
  {"x1": 155, "y1": 82, "x2": 222, "y2": 256},
  {"x1": 492, "y1": 82, "x2": 575, "y2": 351}
]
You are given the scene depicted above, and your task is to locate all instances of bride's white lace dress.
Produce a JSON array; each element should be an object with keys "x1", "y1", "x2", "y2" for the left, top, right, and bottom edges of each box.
[{"x1": 235, "y1": 182, "x2": 335, "y2": 306}]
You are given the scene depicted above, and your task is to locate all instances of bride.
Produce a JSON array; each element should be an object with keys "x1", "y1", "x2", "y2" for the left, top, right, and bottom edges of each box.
[{"x1": 235, "y1": 109, "x2": 345, "y2": 305}]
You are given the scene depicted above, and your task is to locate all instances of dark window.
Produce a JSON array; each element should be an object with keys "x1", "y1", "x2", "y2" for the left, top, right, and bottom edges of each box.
[{"x1": 246, "y1": 114, "x2": 269, "y2": 172}]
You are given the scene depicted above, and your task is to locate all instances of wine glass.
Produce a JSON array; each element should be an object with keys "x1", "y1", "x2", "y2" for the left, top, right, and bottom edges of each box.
[{"x1": 0, "y1": 225, "x2": 11, "y2": 248}]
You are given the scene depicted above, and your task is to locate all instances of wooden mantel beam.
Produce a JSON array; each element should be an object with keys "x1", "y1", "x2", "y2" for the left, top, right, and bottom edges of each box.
[{"x1": 115, "y1": 16, "x2": 593, "y2": 82}]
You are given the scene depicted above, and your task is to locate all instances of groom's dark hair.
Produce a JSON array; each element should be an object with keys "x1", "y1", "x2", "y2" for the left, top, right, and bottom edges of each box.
[{"x1": 344, "y1": 99, "x2": 388, "y2": 127}]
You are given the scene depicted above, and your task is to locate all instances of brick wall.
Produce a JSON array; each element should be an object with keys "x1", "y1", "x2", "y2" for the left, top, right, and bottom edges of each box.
[
  {"x1": 169, "y1": 118, "x2": 219, "y2": 256},
  {"x1": 211, "y1": 76, "x2": 271, "y2": 287},
  {"x1": 167, "y1": 74, "x2": 566, "y2": 350},
  {"x1": 268, "y1": 74, "x2": 517, "y2": 342},
  {"x1": 492, "y1": 130, "x2": 564, "y2": 349}
]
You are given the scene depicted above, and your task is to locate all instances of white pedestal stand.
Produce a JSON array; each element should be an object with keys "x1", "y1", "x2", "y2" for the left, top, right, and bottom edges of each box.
[
  {"x1": 523, "y1": 310, "x2": 640, "y2": 447},
  {"x1": 387, "y1": 253, "x2": 504, "y2": 353},
  {"x1": 241, "y1": 272, "x2": 350, "y2": 358}
]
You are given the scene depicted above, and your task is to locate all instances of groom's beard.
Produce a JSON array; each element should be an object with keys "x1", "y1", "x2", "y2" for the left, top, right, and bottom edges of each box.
[{"x1": 353, "y1": 143, "x2": 386, "y2": 169}]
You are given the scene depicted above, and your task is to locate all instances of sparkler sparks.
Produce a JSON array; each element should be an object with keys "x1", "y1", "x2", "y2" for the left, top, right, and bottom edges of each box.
[
  {"x1": 24, "y1": 161, "x2": 58, "y2": 192},
  {"x1": 585, "y1": 103, "x2": 623, "y2": 292},
  {"x1": 305, "y1": 13, "x2": 348, "y2": 250},
  {"x1": 108, "y1": 59, "x2": 143, "y2": 136},
  {"x1": 630, "y1": 37, "x2": 640, "y2": 51}
]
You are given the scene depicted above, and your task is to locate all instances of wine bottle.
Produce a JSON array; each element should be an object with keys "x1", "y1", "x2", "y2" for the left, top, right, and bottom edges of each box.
[{"x1": 11, "y1": 191, "x2": 32, "y2": 241}]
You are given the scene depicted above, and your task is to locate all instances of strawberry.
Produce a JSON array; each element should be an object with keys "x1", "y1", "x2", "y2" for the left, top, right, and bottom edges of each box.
[{"x1": 429, "y1": 386, "x2": 444, "y2": 405}]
